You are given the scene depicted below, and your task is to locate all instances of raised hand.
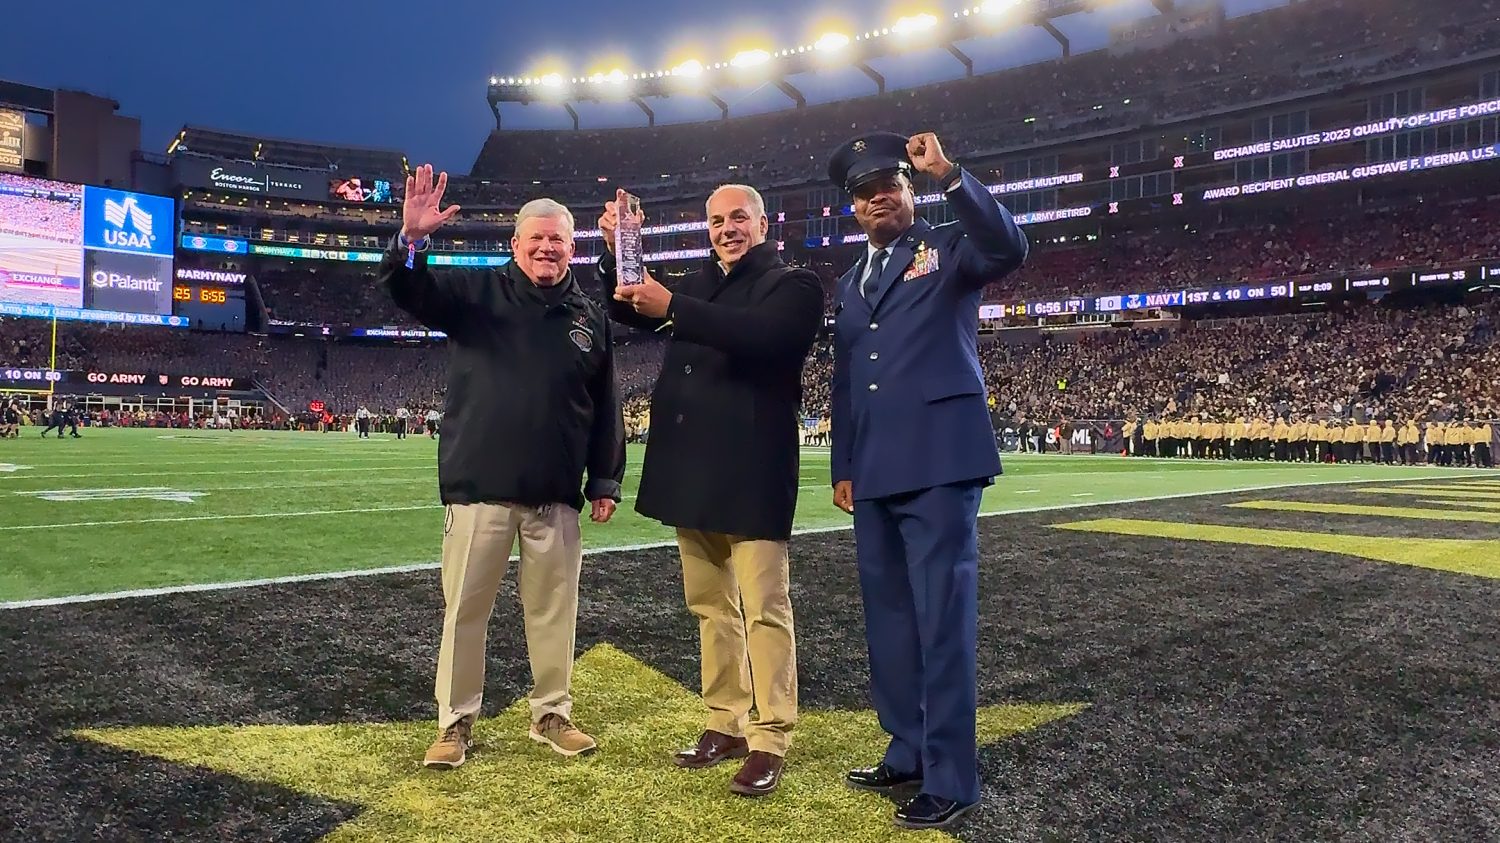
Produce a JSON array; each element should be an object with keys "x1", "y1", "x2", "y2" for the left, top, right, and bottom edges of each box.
[
  {"x1": 598, "y1": 188, "x2": 644, "y2": 254},
  {"x1": 906, "y1": 132, "x2": 955, "y2": 181},
  {"x1": 402, "y1": 163, "x2": 462, "y2": 242}
]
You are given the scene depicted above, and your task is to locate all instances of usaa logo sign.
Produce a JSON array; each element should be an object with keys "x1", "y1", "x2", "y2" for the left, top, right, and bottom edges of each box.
[{"x1": 83, "y1": 186, "x2": 175, "y2": 257}]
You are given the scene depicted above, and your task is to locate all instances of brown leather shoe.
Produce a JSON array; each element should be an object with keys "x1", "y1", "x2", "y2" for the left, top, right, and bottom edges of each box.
[
  {"x1": 729, "y1": 751, "x2": 784, "y2": 797},
  {"x1": 673, "y1": 730, "x2": 749, "y2": 769}
]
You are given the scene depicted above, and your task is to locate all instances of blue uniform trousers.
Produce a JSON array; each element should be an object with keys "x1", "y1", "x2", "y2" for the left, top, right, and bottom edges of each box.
[{"x1": 854, "y1": 480, "x2": 983, "y2": 804}]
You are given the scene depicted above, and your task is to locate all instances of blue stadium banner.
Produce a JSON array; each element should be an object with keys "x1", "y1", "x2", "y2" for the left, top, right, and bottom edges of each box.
[
  {"x1": 429, "y1": 254, "x2": 510, "y2": 267},
  {"x1": 0, "y1": 301, "x2": 189, "y2": 328},
  {"x1": 180, "y1": 234, "x2": 249, "y2": 254},
  {"x1": 249, "y1": 244, "x2": 383, "y2": 262},
  {"x1": 82, "y1": 186, "x2": 175, "y2": 258},
  {"x1": 350, "y1": 327, "x2": 449, "y2": 339}
]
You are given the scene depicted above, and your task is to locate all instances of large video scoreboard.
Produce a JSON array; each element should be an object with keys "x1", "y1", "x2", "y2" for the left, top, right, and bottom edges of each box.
[{"x1": 0, "y1": 173, "x2": 248, "y2": 329}]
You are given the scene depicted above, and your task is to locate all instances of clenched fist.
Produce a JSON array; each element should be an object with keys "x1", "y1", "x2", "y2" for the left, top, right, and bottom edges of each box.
[{"x1": 906, "y1": 133, "x2": 955, "y2": 182}]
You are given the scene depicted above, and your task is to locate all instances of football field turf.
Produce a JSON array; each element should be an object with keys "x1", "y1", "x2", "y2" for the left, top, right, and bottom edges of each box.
[
  {"x1": 0, "y1": 428, "x2": 1484, "y2": 604},
  {"x1": 5, "y1": 429, "x2": 1500, "y2": 842}
]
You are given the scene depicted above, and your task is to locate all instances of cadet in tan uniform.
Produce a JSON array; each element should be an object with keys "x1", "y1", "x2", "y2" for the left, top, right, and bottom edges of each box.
[
  {"x1": 1272, "y1": 417, "x2": 1291, "y2": 462},
  {"x1": 1398, "y1": 419, "x2": 1419, "y2": 465},
  {"x1": 1248, "y1": 415, "x2": 1271, "y2": 461},
  {"x1": 1378, "y1": 419, "x2": 1396, "y2": 465},
  {"x1": 1204, "y1": 417, "x2": 1224, "y2": 460},
  {"x1": 1185, "y1": 416, "x2": 1203, "y2": 459},
  {"x1": 1143, "y1": 417, "x2": 1159, "y2": 458},
  {"x1": 1350, "y1": 421, "x2": 1368, "y2": 463},
  {"x1": 1231, "y1": 416, "x2": 1248, "y2": 461},
  {"x1": 1428, "y1": 422, "x2": 1447, "y2": 466},
  {"x1": 1333, "y1": 420, "x2": 1350, "y2": 463},
  {"x1": 1476, "y1": 420, "x2": 1495, "y2": 469},
  {"x1": 1287, "y1": 416, "x2": 1302, "y2": 463}
]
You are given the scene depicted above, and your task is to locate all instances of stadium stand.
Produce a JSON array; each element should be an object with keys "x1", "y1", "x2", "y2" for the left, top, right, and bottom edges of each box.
[
  {"x1": 177, "y1": 185, "x2": 1500, "y2": 330},
  {"x1": 3, "y1": 0, "x2": 1498, "y2": 457},
  {"x1": 467, "y1": 0, "x2": 1500, "y2": 197}
]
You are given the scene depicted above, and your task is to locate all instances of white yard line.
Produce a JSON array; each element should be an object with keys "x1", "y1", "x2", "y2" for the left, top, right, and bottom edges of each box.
[
  {"x1": 4, "y1": 465, "x2": 446, "y2": 481},
  {"x1": 9, "y1": 477, "x2": 439, "y2": 495},
  {"x1": 0, "y1": 501, "x2": 438, "y2": 528},
  {"x1": 2, "y1": 540, "x2": 686, "y2": 610},
  {"x1": 5, "y1": 455, "x2": 439, "y2": 470},
  {"x1": 4, "y1": 465, "x2": 640, "y2": 482},
  {"x1": 3, "y1": 473, "x2": 1483, "y2": 610},
  {"x1": 0, "y1": 484, "x2": 829, "y2": 533}
]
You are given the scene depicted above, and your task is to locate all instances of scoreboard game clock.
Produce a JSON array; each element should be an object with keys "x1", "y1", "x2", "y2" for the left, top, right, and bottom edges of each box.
[
  {"x1": 173, "y1": 284, "x2": 230, "y2": 305},
  {"x1": 171, "y1": 280, "x2": 246, "y2": 330}
]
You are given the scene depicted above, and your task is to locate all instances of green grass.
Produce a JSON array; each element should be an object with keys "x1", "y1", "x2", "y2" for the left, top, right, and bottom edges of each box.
[{"x1": 0, "y1": 428, "x2": 1488, "y2": 602}]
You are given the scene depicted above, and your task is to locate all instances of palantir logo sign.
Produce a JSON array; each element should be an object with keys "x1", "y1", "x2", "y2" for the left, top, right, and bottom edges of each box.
[
  {"x1": 90, "y1": 271, "x2": 162, "y2": 292},
  {"x1": 83, "y1": 186, "x2": 175, "y2": 257},
  {"x1": 83, "y1": 250, "x2": 174, "y2": 315}
]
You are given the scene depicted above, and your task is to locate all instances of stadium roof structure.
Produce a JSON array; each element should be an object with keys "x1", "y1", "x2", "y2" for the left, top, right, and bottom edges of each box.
[
  {"x1": 486, "y1": 0, "x2": 1170, "y2": 129},
  {"x1": 0, "y1": 79, "x2": 57, "y2": 114},
  {"x1": 166, "y1": 125, "x2": 409, "y2": 175}
]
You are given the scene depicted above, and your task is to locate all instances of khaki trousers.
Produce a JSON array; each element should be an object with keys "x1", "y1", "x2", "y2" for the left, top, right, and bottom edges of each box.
[
  {"x1": 677, "y1": 528, "x2": 798, "y2": 756},
  {"x1": 435, "y1": 502, "x2": 582, "y2": 729}
]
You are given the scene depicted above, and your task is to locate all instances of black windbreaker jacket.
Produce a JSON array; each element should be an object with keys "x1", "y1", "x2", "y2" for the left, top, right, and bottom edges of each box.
[{"x1": 377, "y1": 235, "x2": 624, "y2": 510}]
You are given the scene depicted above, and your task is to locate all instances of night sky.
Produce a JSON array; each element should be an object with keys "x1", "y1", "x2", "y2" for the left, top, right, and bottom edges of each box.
[{"x1": 1, "y1": 0, "x2": 1283, "y2": 173}]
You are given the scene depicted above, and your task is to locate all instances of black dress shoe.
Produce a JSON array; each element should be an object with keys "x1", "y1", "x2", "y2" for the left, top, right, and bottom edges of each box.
[
  {"x1": 845, "y1": 762, "x2": 923, "y2": 793},
  {"x1": 893, "y1": 793, "x2": 979, "y2": 830}
]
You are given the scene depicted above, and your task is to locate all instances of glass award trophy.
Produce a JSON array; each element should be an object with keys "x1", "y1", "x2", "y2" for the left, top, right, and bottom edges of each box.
[{"x1": 615, "y1": 191, "x2": 645, "y2": 287}]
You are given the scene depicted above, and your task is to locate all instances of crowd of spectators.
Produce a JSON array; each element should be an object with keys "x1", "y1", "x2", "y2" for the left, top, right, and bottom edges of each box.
[
  {"x1": 218, "y1": 188, "x2": 1499, "y2": 334},
  {"x1": 975, "y1": 297, "x2": 1499, "y2": 428},
  {"x1": 986, "y1": 192, "x2": 1500, "y2": 302},
  {"x1": 5, "y1": 288, "x2": 1495, "y2": 433},
  {"x1": 0, "y1": 191, "x2": 83, "y2": 243}
]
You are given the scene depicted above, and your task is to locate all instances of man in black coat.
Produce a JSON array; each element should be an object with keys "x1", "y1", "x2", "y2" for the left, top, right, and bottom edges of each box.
[
  {"x1": 381, "y1": 166, "x2": 625, "y2": 771},
  {"x1": 597, "y1": 184, "x2": 823, "y2": 797}
]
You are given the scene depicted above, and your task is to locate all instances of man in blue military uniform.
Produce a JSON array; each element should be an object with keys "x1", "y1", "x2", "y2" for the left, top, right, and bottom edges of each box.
[{"x1": 828, "y1": 131, "x2": 1028, "y2": 830}]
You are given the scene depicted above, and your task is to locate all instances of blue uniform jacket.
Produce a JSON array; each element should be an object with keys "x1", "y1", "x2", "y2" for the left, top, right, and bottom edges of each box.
[{"x1": 831, "y1": 169, "x2": 1029, "y2": 500}]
